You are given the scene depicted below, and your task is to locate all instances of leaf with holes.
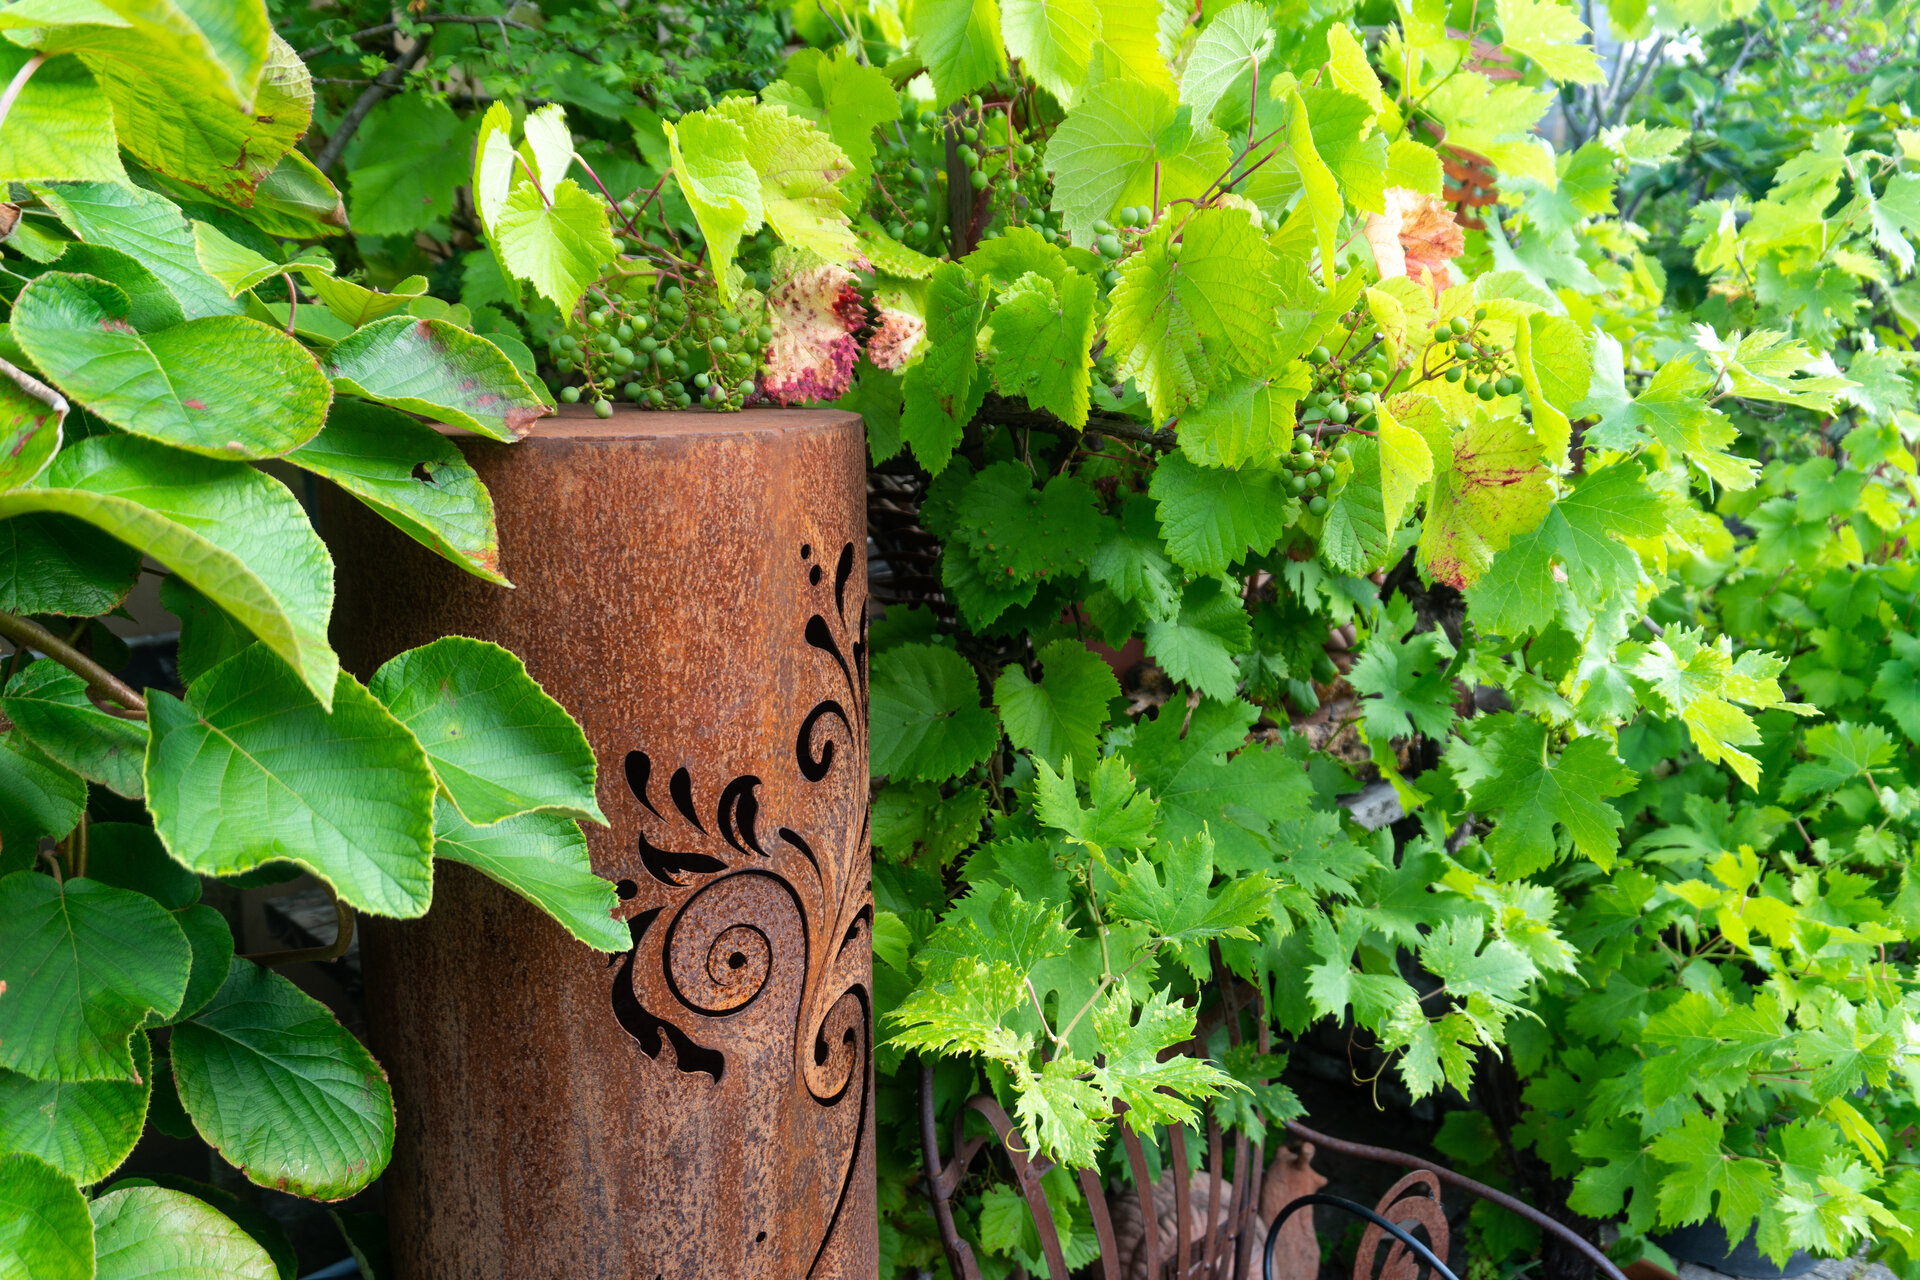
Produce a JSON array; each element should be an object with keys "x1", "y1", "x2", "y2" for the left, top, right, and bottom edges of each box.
[
  {"x1": 289, "y1": 401, "x2": 504, "y2": 585},
  {"x1": 325, "y1": 315, "x2": 549, "y2": 442},
  {"x1": 12, "y1": 273, "x2": 329, "y2": 459},
  {"x1": 371, "y1": 636, "x2": 602, "y2": 826}
]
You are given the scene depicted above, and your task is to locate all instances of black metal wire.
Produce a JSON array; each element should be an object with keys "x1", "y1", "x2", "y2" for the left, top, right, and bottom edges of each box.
[{"x1": 1264, "y1": 1193, "x2": 1462, "y2": 1280}]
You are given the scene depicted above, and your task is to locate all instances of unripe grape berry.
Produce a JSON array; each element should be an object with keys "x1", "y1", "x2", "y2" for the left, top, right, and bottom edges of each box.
[
  {"x1": 1309, "y1": 495, "x2": 1329, "y2": 515},
  {"x1": 1310, "y1": 345, "x2": 1331, "y2": 364},
  {"x1": 1455, "y1": 341, "x2": 1474, "y2": 360},
  {"x1": 711, "y1": 336, "x2": 729, "y2": 353},
  {"x1": 1328, "y1": 402, "x2": 1350, "y2": 424},
  {"x1": 694, "y1": 372, "x2": 710, "y2": 389},
  {"x1": 912, "y1": 220, "x2": 930, "y2": 238},
  {"x1": 969, "y1": 93, "x2": 984, "y2": 110},
  {"x1": 1475, "y1": 305, "x2": 1489, "y2": 320},
  {"x1": 1477, "y1": 382, "x2": 1497, "y2": 401},
  {"x1": 1016, "y1": 144, "x2": 1034, "y2": 163},
  {"x1": 618, "y1": 198, "x2": 638, "y2": 218},
  {"x1": 1332, "y1": 445, "x2": 1351, "y2": 463},
  {"x1": 1446, "y1": 366, "x2": 1464, "y2": 382},
  {"x1": 1097, "y1": 234, "x2": 1121, "y2": 257},
  {"x1": 757, "y1": 324, "x2": 774, "y2": 344},
  {"x1": 1293, "y1": 432, "x2": 1313, "y2": 452},
  {"x1": 1289, "y1": 474, "x2": 1307, "y2": 494},
  {"x1": 593, "y1": 398, "x2": 613, "y2": 418},
  {"x1": 1462, "y1": 376, "x2": 1480, "y2": 394},
  {"x1": 560, "y1": 385, "x2": 580, "y2": 403},
  {"x1": 1450, "y1": 316, "x2": 1469, "y2": 335},
  {"x1": 970, "y1": 170, "x2": 988, "y2": 189},
  {"x1": 587, "y1": 310, "x2": 607, "y2": 328},
  {"x1": 624, "y1": 381, "x2": 643, "y2": 400}
]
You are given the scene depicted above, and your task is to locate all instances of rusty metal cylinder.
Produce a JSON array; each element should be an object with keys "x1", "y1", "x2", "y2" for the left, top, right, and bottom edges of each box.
[{"x1": 325, "y1": 407, "x2": 874, "y2": 1280}]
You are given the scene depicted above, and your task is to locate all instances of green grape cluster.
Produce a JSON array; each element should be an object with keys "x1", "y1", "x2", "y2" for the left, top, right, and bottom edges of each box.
[
  {"x1": 869, "y1": 101, "x2": 947, "y2": 255},
  {"x1": 546, "y1": 277, "x2": 766, "y2": 415},
  {"x1": 1432, "y1": 307, "x2": 1521, "y2": 400}
]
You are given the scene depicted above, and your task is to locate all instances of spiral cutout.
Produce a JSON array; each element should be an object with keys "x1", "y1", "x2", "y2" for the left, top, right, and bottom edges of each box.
[
  {"x1": 805, "y1": 988, "x2": 867, "y2": 1106},
  {"x1": 663, "y1": 873, "x2": 796, "y2": 1016}
]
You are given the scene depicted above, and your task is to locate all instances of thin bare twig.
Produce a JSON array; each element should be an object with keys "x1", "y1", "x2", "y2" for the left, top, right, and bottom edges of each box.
[{"x1": 312, "y1": 32, "x2": 435, "y2": 174}]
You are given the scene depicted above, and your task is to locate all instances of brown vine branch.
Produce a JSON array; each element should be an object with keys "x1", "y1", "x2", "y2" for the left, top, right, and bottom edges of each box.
[
  {"x1": 1283, "y1": 1120, "x2": 1629, "y2": 1280},
  {"x1": 0, "y1": 610, "x2": 146, "y2": 716},
  {"x1": 976, "y1": 393, "x2": 1179, "y2": 451},
  {"x1": 299, "y1": 13, "x2": 540, "y2": 61},
  {"x1": 312, "y1": 31, "x2": 435, "y2": 174}
]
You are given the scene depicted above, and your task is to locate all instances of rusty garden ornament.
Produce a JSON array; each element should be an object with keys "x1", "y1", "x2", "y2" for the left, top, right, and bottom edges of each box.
[{"x1": 327, "y1": 406, "x2": 873, "y2": 1279}]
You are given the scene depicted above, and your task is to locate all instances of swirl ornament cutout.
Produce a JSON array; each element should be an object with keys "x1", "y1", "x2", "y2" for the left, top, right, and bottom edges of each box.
[{"x1": 607, "y1": 539, "x2": 872, "y2": 1277}]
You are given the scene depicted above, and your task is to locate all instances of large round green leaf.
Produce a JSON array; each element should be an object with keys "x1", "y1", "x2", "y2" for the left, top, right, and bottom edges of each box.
[
  {"x1": 29, "y1": 181, "x2": 239, "y2": 320},
  {"x1": 324, "y1": 315, "x2": 548, "y2": 441},
  {"x1": 0, "y1": 435, "x2": 338, "y2": 706},
  {"x1": 171, "y1": 959, "x2": 394, "y2": 1200},
  {"x1": 0, "y1": 871, "x2": 189, "y2": 1081},
  {"x1": 432, "y1": 798, "x2": 626, "y2": 951},
  {"x1": 1, "y1": 659, "x2": 147, "y2": 799},
  {"x1": 12, "y1": 273, "x2": 330, "y2": 459},
  {"x1": 0, "y1": 513, "x2": 141, "y2": 616},
  {"x1": 0, "y1": 1152, "x2": 92, "y2": 1280},
  {"x1": 105, "y1": 1176, "x2": 297, "y2": 1280},
  {"x1": 288, "y1": 401, "x2": 507, "y2": 585},
  {"x1": 371, "y1": 636, "x2": 603, "y2": 826},
  {"x1": 0, "y1": 47, "x2": 126, "y2": 186},
  {"x1": 0, "y1": 733, "x2": 85, "y2": 874},
  {"x1": 145, "y1": 645, "x2": 436, "y2": 917},
  {"x1": 90, "y1": 1185, "x2": 278, "y2": 1280},
  {"x1": 0, "y1": 1028, "x2": 150, "y2": 1185}
]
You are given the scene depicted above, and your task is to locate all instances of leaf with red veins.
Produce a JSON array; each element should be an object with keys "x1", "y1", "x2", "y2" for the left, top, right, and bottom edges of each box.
[{"x1": 1417, "y1": 414, "x2": 1552, "y2": 589}]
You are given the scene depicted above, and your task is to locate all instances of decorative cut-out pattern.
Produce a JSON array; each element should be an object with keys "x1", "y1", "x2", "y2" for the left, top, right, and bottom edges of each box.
[{"x1": 607, "y1": 539, "x2": 872, "y2": 1274}]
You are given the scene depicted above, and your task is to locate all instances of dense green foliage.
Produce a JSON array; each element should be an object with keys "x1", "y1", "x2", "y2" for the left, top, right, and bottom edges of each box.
[
  {"x1": 6, "y1": 1, "x2": 1920, "y2": 1277},
  {"x1": 405, "y1": 0, "x2": 1919, "y2": 1274},
  {"x1": 0, "y1": 7, "x2": 623, "y2": 1276}
]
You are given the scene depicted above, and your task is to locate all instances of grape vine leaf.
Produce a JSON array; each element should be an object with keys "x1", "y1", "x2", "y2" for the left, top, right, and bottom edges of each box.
[
  {"x1": 1418, "y1": 415, "x2": 1553, "y2": 589},
  {"x1": 1179, "y1": 368, "x2": 1311, "y2": 470},
  {"x1": 1150, "y1": 452, "x2": 1297, "y2": 575},
  {"x1": 1032, "y1": 754, "x2": 1159, "y2": 852},
  {"x1": 1000, "y1": 0, "x2": 1099, "y2": 107},
  {"x1": 1108, "y1": 831, "x2": 1274, "y2": 978},
  {"x1": 1780, "y1": 722, "x2": 1895, "y2": 803},
  {"x1": 1514, "y1": 312, "x2": 1592, "y2": 464},
  {"x1": 870, "y1": 642, "x2": 999, "y2": 781},
  {"x1": 1630, "y1": 628, "x2": 1812, "y2": 789},
  {"x1": 1872, "y1": 633, "x2": 1920, "y2": 743},
  {"x1": 901, "y1": 263, "x2": 989, "y2": 473},
  {"x1": 715, "y1": 97, "x2": 857, "y2": 263},
  {"x1": 1179, "y1": 3, "x2": 1273, "y2": 125},
  {"x1": 1109, "y1": 210, "x2": 1281, "y2": 420},
  {"x1": 1120, "y1": 697, "x2": 1314, "y2": 870},
  {"x1": 492, "y1": 179, "x2": 617, "y2": 317},
  {"x1": 953, "y1": 461, "x2": 1106, "y2": 581},
  {"x1": 1584, "y1": 356, "x2": 1756, "y2": 490},
  {"x1": 1322, "y1": 436, "x2": 1393, "y2": 574},
  {"x1": 666, "y1": 110, "x2": 762, "y2": 300},
  {"x1": 1094, "y1": 989, "x2": 1237, "y2": 1128},
  {"x1": 1469, "y1": 463, "x2": 1665, "y2": 636},
  {"x1": 905, "y1": 0, "x2": 1008, "y2": 106},
  {"x1": 1349, "y1": 599, "x2": 1457, "y2": 740},
  {"x1": 1464, "y1": 716, "x2": 1636, "y2": 877},
  {"x1": 1043, "y1": 73, "x2": 1232, "y2": 247},
  {"x1": 1647, "y1": 1111, "x2": 1775, "y2": 1244},
  {"x1": 1495, "y1": 0, "x2": 1603, "y2": 83},
  {"x1": 1145, "y1": 576, "x2": 1253, "y2": 700},
  {"x1": 995, "y1": 639, "x2": 1121, "y2": 771},
  {"x1": 988, "y1": 270, "x2": 1098, "y2": 427}
]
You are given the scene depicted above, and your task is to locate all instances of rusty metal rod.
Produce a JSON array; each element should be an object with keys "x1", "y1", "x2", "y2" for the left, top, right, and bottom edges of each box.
[{"x1": 1283, "y1": 1121, "x2": 1628, "y2": 1280}]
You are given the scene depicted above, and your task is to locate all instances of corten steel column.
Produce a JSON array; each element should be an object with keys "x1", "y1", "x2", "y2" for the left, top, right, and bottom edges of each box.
[{"x1": 325, "y1": 406, "x2": 874, "y2": 1280}]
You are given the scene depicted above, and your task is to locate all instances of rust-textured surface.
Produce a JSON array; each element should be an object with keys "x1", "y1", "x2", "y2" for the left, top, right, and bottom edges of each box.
[{"x1": 326, "y1": 405, "x2": 874, "y2": 1280}]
